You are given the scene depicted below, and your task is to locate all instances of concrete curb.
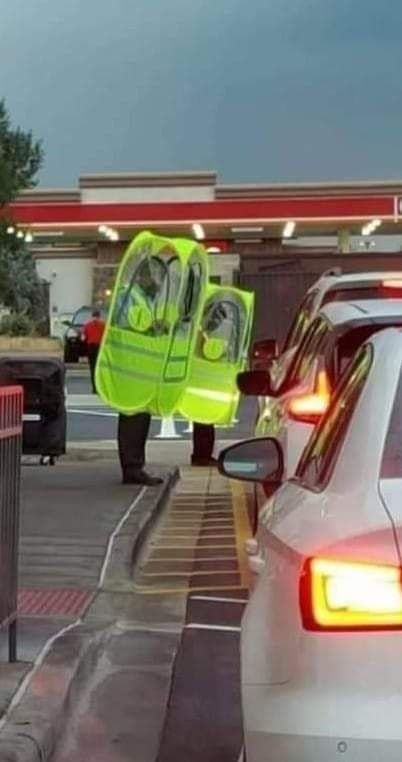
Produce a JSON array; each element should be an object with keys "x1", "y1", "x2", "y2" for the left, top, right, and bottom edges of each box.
[
  {"x1": 0, "y1": 623, "x2": 111, "y2": 762},
  {"x1": 0, "y1": 469, "x2": 179, "y2": 761},
  {"x1": 101, "y1": 468, "x2": 179, "y2": 592}
]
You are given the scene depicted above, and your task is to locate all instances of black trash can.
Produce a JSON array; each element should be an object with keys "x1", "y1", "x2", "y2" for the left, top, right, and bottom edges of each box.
[{"x1": 0, "y1": 356, "x2": 66, "y2": 463}]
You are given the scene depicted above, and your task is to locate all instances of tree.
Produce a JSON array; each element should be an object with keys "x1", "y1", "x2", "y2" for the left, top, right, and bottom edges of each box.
[
  {"x1": 0, "y1": 99, "x2": 46, "y2": 332},
  {"x1": 0, "y1": 99, "x2": 43, "y2": 206}
]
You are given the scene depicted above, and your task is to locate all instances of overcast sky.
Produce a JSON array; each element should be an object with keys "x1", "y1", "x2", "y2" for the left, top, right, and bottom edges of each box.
[{"x1": 1, "y1": 0, "x2": 401, "y2": 187}]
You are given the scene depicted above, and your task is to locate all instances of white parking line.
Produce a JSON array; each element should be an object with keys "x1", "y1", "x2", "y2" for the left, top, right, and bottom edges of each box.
[
  {"x1": 99, "y1": 487, "x2": 147, "y2": 588},
  {"x1": 185, "y1": 623, "x2": 241, "y2": 633},
  {"x1": 190, "y1": 595, "x2": 248, "y2": 604},
  {"x1": 146, "y1": 557, "x2": 238, "y2": 563},
  {"x1": 68, "y1": 409, "x2": 118, "y2": 418}
]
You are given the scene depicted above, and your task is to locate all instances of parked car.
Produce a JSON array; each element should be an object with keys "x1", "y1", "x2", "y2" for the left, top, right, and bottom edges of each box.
[
  {"x1": 63, "y1": 306, "x2": 106, "y2": 363},
  {"x1": 220, "y1": 327, "x2": 402, "y2": 761},
  {"x1": 252, "y1": 270, "x2": 402, "y2": 385},
  {"x1": 240, "y1": 298, "x2": 402, "y2": 476}
]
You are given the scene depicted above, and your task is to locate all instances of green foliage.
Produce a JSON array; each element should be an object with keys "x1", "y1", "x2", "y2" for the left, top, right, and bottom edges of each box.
[
  {"x1": 0, "y1": 99, "x2": 43, "y2": 206},
  {"x1": 0, "y1": 99, "x2": 47, "y2": 333},
  {"x1": 0, "y1": 221, "x2": 47, "y2": 322},
  {"x1": 0, "y1": 313, "x2": 35, "y2": 336}
]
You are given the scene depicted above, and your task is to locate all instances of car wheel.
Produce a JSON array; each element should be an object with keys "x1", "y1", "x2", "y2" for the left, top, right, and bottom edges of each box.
[{"x1": 64, "y1": 345, "x2": 78, "y2": 363}]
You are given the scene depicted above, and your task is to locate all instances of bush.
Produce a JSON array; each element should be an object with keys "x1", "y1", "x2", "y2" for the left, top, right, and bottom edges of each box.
[{"x1": 0, "y1": 313, "x2": 35, "y2": 336}]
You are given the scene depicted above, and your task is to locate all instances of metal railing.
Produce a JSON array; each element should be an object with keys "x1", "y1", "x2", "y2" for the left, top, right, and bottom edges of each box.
[{"x1": 0, "y1": 386, "x2": 23, "y2": 662}]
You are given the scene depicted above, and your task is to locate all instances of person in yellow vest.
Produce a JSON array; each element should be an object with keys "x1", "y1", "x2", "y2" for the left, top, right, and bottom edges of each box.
[
  {"x1": 119, "y1": 299, "x2": 224, "y2": 480},
  {"x1": 190, "y1": 303, "x2": 228, "y2": 466},
  {"x1": 118, "y1": 266, "x2": 165, "y2": 486}
]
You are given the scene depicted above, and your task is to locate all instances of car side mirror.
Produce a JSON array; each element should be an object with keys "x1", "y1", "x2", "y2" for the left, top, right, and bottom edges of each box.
[
  {"x1": 62, "y1": 320, "x2": 72, "y2": 327},
  {"x1": 251, "y1": 338, "x2": 278, "y2": 370},
  {"x1": 218, "y1": 437, "x2": 284, "y2": 485},
  {"x1": 237, "y1": 370, "x2": 275, "y2": 397}
]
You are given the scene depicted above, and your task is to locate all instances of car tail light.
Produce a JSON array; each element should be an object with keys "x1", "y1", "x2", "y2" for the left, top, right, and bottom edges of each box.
[
  {"x1": 381, "y1": 280, "x2": 402, "y2": 297},
  {"x1": 287, "y1": 371, "x2": 331, "y2": 424},
  {"x1": 382, "y1": 280, "x2": 402, "y2": 289},
  {"x1": 300, "y1": 558, "x2": 402, "y2": 631}
]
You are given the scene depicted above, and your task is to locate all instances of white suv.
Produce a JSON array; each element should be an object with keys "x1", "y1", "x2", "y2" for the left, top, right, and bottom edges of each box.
[
  {"x1": 252, "y1": 270, "x2": 402, "y2": 385},
  {"x1": 241, "y1": 299, "x2": 402, "y2": 476},
  {"x1": 220, "y1": 327, "x2": 402, "y2": 762}
]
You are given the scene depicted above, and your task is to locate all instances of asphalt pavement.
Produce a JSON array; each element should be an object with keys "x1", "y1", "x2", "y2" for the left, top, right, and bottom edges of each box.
[
  {"x1": 136, "y1": 468, "x2": 251, "y2": 762},
  {"x1": 157, "y1": 600, "x2": 245, "y2": 762}
]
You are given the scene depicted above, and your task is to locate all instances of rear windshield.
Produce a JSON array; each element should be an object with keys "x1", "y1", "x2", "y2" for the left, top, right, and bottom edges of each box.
[
  {"x1": 322, "y1": 284, "x2": 402, "y2": 306},
  {"x1": 381, "y1": 371, "x2": 402, "y2": 478}
]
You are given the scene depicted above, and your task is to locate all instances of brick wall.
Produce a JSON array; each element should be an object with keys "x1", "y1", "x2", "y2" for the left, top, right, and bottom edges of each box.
[{"x1": 92, "y1": 241, "x2": 123, "y2": 303}]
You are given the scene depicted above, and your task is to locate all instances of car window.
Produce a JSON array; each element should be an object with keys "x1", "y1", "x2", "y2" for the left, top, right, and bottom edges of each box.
[
  {"x1": 295, "y1": 344, "x2": 373, "y2": 491},
  {"x1": 381, "y1": 368, "x2": 402, "y2": 478},
  {"x1": 72, "y1": 308, "x2": 92, "y2": 325},
  {"x1": 282, "y1": 290, "x2": 318, "y2": 353},
  {"x1": 285, "y1": 317, "x2": 330, "y2": 389},
  {"x1": 332, "y1": 323, "x2": 402, "y2": 381}
]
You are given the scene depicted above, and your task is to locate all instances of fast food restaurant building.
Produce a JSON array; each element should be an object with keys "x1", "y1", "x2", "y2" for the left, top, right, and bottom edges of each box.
[{"x1": 8, "y1": 171, "x2": 402, "y2": 339}]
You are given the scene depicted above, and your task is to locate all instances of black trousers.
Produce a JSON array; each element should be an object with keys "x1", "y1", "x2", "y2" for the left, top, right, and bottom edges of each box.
[
  {"x1": 118, "y1": 412, "x2": 151, "y2": 476},
  {"x1": 118, "y1": 415, "x2": 215, "y2": 476},
  {"x1": 192, "y1": 423, "x2": 215, "y2": 459},
  {"x1": 87, "y1": 344, "x2": 100, "y2": 393}
]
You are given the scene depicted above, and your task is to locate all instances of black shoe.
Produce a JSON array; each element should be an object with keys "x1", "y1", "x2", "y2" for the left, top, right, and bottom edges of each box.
[
  {"x1": 122, "y1": 469, "x2": 163, "y2": 486},
  {"x1": 191, "y1": 456, "x2": 218, "y2": 467}
]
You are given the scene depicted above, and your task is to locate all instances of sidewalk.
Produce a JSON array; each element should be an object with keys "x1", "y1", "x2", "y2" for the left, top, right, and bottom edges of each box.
[{"x1": 0, "y1": 461, "x2": 177, "y2": 761}]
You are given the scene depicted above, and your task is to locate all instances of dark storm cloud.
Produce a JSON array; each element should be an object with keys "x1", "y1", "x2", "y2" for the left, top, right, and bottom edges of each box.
[{"x1": 1, "y1": 0, "x2": 401, "y2": 185}]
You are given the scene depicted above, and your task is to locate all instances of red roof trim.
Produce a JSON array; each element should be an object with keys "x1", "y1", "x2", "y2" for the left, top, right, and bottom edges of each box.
[{"x1": 7, "y1": 196, "x2": 395, "y2": 225}]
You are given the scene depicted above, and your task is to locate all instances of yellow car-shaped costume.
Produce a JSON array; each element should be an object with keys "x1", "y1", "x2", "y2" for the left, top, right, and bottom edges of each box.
[{"x1": 96, "y1": 231, "x2": 209, "y2": 416}]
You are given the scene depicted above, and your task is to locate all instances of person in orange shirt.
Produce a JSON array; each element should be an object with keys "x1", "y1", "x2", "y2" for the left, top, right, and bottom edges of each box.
[{"x1": 82, "y1": 309, "x2": 105, "y2": 394}]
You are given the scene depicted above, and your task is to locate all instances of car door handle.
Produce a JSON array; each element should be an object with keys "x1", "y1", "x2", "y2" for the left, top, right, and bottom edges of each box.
[
  {"x1": 245, "y1": 538, "x2": 259, "y2": 556},
  {"x1": 248, "y1": 553, "x2": 266, "y2": 575}
]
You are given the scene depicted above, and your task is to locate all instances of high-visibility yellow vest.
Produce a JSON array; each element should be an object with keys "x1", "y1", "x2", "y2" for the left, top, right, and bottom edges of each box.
[
  {"x1": 96, "y1": 231, "x2": 209, "y2": 415},
  {"x1": 177, "y1": 283, "x2": 255, "y2": 425}
]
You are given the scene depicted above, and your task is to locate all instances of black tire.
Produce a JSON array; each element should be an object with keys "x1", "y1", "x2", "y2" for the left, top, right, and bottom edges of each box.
[
  {"x1": 40, "y1": 455, "x2": 56, "y2": 466},
  {"x1": 64, "y1": 344, "x2": 79, "y2": 363}
]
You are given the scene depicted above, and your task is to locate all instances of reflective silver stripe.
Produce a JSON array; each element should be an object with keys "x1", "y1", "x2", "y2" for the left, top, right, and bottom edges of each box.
[
  {"x1": 98, "y1": 360, "x2": 157, "y2": 383},
  {"x1": 98, "y1": 360, "x2": 181, "y2": 384},
  {"x1": 106, "y1": 338, "x2": 164, "y2": 359},
  {"x1": 106, "y1": 338, "x2": 187, "y2": 363},
  {"x1": 23, "y1": 414, "x2": 41, "y2": 422},
  {"x1": 193, "y1": 367, "x2": 230, "y2": 381}
]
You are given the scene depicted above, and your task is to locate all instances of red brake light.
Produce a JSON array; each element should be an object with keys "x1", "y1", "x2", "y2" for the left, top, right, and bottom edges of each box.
[
  {"x1": 287, "y1": 371, "x2": 331, "y2": 424},
  {"x1": 300, "y1": 558, "x2": 402, "y2": 631},
  {"x1": 382, "y1": 279, "x2": 402, "y2": 289}
]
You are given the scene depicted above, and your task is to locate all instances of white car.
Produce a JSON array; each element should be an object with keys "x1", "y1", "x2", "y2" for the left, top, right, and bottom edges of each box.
[
  {"x1": 241, "y1": 299, "x2": 402, "y2": 476},
  {"x1": 220, "y1": 327, "x2": 402, "y2": 761},
  {"x1": 252, "y1": 270, "x2": 402, "y2": 385}
]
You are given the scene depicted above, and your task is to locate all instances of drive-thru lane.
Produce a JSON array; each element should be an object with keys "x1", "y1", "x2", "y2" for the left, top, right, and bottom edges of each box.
[{"x1": 134, "y1": 467, "x2": 252, "y2": 762}]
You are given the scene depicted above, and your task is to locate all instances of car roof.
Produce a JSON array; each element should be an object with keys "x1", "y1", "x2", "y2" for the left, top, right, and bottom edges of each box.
[
  {"x1": 312, "y1": 270, "x2": 402, "y2": 292},
  {"x1": 318, "y1": 298, "x2": 402, "y2": 326}
]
